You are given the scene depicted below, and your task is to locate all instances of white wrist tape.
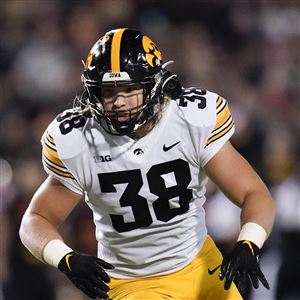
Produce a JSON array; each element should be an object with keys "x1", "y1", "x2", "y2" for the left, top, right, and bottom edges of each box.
[
  {"x1": 42, "y1": 239, "x2": 73, "y2": 268},
  {"x1": 237, "y1": 222, "x2": 267, "y2": 249}
]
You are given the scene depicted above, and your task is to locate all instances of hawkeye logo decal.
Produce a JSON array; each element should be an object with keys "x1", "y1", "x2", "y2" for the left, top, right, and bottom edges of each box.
[
  {"x1": 142, "y1": 35, "x2": 162, "y2": 67},
  {"x1": 86, "y1": 35, "x2": 110, "y2": 68},
  {"x1": 133, "y1": 148, "x2": 144, "y2": 155}
]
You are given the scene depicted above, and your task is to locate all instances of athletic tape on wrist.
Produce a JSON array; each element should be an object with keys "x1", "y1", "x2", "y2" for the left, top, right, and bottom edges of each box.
[
  {"x1": 42, "y1": 239, "x2": 73, "y2": 268},
  {"x1": 237, "y1": 222, "x2": 267, "y2": 249}
]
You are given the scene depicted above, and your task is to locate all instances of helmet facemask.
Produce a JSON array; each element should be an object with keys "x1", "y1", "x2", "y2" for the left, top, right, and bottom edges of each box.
[{"x1": 83, "y1": 71, "x2": 170, "y2": 135}]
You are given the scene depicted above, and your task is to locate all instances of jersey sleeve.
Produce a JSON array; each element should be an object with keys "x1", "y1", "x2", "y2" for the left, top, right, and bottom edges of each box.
[
  {"x1": 41, "y1": 127, "x2": 84, "y2": 194},
  {"x1": 200, "y1": 96, "x2": 235, "y2": 167}
]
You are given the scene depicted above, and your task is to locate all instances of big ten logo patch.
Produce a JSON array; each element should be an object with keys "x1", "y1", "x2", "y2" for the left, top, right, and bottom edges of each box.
[{"x1": 94, "y1": 155, "x2": 112, "y2": 162}]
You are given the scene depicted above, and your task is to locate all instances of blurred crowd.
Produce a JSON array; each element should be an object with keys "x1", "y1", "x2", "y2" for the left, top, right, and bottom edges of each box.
[{"x1": 0, "y1": 1, "x2": 299, "y2": 300}]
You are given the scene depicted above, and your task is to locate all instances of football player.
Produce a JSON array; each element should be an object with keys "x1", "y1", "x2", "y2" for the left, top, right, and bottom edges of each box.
[{"x1": 19, "y1": 28, "x2": 275, "y2": 300}]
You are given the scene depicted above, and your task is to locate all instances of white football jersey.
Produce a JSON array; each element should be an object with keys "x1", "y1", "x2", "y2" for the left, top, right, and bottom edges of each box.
[{"x1": 41, "y1": 88, "x2": 235, "y2": 278}]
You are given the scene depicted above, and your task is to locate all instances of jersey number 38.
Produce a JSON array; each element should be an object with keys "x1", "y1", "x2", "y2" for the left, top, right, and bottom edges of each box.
[{"x1": 98, "y1": 159, "x2": 193, "y2": 232}]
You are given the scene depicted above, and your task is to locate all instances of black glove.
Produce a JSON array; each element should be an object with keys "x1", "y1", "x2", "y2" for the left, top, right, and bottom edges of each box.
[
  {"x1": 219, "y1": 240, "x2": 269, "y2": 296},
  {"x1": 58, "y1": 251, "x2": 114, "y2": 299}
]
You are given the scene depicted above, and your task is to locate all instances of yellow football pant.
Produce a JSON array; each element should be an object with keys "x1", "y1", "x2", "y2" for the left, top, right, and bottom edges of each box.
[{"x1": 108, "y1": 236, "x2": 242, "y2": 300}]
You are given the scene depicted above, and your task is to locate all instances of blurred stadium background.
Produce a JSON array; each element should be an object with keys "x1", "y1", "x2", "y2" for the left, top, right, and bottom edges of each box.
[{"x1": 0, "y1": 1, "x2": 299, "y2": 299}]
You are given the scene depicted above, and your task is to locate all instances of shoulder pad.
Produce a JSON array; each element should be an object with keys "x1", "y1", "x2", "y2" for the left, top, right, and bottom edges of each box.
[
  {"x1": 45, "y1": 109, "x2": 88, "y2": 159},
  {"x1": 174, "y1": 87, "x2": 219, "y2": 127}
]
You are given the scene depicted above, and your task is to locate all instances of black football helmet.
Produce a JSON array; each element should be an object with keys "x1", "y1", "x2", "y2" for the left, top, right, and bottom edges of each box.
[{"x1": 81, "y1": 28, "x2": 182, "y2": 135}]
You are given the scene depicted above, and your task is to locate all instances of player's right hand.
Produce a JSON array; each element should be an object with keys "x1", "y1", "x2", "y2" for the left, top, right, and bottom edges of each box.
[{"x1": 58, "y1": 251, "x2": 114, "y2": 299}]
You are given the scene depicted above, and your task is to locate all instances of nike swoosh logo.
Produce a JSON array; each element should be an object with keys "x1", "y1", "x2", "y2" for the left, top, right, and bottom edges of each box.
[
  {"x1": 242, "y1": 240, "x2": 255, "y2": 255},
  {"x1": 163, "y1": 141, "x2": 180, "y2": 152},
  {"x1": 65, "y1": 253, "x2": 73, "y2": 271},
  {"x1": 208, "y1": 264, "x2": 221, "y2": 275}
]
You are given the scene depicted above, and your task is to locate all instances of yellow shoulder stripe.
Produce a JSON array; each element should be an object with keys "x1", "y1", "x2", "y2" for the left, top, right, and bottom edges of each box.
[
  {"x1": 43, "y1": 160, "x2": 75, "y2": 179},
  {"x1": 42, "y1": 142, "x2": 65, "y2": 168},
  {"x1": 46, "y1": 132, "x2": 55, "y2": 144},
  {"x1": 216, "y1": 96, "x2": 223, "y2": 109},
  {"x1": 206, "y1": 120, "x2": 234, "y2": 146},
  {"x1": 214, "y1": 102, "x2": 231, "y2": 131},
  {"x1": 213, "y1": 115, "x2": 232, "y2": 132}
]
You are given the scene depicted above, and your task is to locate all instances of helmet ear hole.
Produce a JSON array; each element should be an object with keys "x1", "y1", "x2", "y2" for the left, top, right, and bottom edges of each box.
[{"x1": 162, "y1": 75, "x2": 182, "y2": 100}]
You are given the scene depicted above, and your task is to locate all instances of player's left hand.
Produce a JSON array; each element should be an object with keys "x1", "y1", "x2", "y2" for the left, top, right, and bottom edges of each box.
[{"x1": 219, "y1": 240, "x2": 269, "y2": 295}]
